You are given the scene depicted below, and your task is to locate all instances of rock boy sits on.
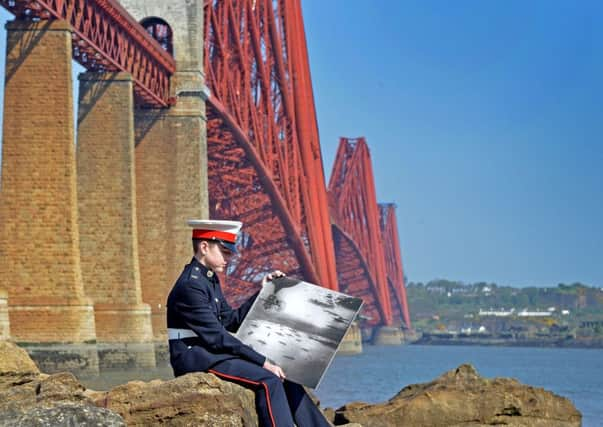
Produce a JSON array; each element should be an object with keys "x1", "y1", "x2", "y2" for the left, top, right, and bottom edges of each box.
[{"x1": 166, "y1": 219, "x2": 330, "y2": 427}]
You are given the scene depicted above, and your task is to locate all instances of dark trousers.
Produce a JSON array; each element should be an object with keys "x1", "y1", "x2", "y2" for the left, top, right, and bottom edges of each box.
[{"x1": 209, "y1": 358, "x2": 331, "y2": 427}]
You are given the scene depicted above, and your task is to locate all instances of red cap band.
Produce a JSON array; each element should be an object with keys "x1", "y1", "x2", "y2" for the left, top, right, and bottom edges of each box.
[{"x1": 192, "y1": 229, "x2": 237, "y2": 243}]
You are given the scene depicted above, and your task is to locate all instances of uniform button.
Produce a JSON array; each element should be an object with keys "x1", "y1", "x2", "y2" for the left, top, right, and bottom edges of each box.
[
  {"x1": 215, "y1": 298, "x2": 219, "y2": 302},
  {"x1": 218, "y1": 316, "x2": 222, "y2": 320}
]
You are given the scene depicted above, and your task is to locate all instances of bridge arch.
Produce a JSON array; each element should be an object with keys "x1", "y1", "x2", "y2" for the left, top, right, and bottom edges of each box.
[
  {"x1": 206, "y1": 96, "x2": 321, "y2": 303},
  {"x1": 331, "y1": 224, "x2": 386, "y2": 326}
]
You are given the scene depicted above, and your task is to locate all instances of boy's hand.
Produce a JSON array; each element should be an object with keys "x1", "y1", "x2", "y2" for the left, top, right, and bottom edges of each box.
[
  {"x1": 263, "y1": 360, "x2": 286, "y2": 380},
  {"x1": 261, "y1": 270, "x2": 285, "y2": 286}
]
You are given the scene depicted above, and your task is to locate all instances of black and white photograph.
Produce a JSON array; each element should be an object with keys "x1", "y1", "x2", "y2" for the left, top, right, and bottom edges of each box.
[{"x1": 236, "y1": 277, "x2": 363, "y2": 388}]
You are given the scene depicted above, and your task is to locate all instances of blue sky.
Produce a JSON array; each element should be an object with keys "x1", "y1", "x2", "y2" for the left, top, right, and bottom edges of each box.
[
  {"x1": 0, "y1": 2, "x2": 601, "y2": 287},
  {"x1": 302, "y1": 0, "x2": 603, "y2": 287}
]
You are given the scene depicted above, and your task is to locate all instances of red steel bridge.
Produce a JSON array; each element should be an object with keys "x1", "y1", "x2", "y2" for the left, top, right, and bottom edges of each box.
[{"x1": 0, "y1": 0, "x2": 411, "y2": 331}]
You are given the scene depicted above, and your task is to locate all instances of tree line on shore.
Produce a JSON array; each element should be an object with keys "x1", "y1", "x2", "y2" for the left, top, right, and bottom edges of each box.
[{"x1": 405, "y1": 280, "x2": 603, "y2": 335}]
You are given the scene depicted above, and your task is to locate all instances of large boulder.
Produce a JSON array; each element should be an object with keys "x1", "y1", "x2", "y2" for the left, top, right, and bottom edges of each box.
[
  {"x1": 0, "y1": 341, "x2": 125, "y2": 426},
  {"x1": 332, "y1": 364, "x2": 581, "y2": 427},
  {"x1": 0, "y1": 341, "x2": 41, "y2": 391},
  {"x1": 0, "y1": 341, "x2": 39, "y2": 375},
  {"x1": 0, "y1": 341, "x2": 45, "y2": 415},
  {"x1": 93, "y1": 372, "x2": 258, "y2": 426}
]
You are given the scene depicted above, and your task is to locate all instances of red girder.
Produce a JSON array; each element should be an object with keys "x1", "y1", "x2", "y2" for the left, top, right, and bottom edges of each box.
[
  {"x1": 379, "y1": 203, "x2": 412, "y2": 330},
  {"x1": 204, "y1": 0, "x2": 338, "y2": 300},
  {"x1": 329, "y1": 137, "x2": 393, "y2": 326},
  {"x1": 0, "y1": 0, "x2": 176, "y2": 107},
  {"x1": 332, "y1": 224, "x2": 381, "y2": 326}
]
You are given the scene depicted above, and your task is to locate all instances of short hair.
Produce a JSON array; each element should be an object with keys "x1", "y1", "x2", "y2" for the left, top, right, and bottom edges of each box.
[
  {"x1": 192, "y1": 238, "x2": 219, "y2": 254},
  {"x1": 192, "y1": 238, "x2": 201, "y2": 253}
]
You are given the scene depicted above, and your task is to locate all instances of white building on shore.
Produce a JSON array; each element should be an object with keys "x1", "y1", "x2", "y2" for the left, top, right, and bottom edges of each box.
[
  {"x1": 478, "y1": 308, "x2": 556, "y2": 317},
  {"x1": 517, "y1": 309, "x2": 552, "y2": 317},
  {"x1": 478, "y1": 308, "x2": 514, "y2": 317}
]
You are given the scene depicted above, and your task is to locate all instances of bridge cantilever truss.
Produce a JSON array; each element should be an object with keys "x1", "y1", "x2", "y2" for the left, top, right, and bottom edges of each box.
[
  {"x1": 203, "y1": 0, "x2": 338, "y2": 303},
  {"x1": 380, "y1": 203, "x2": 412, "y2": 329},
  {"x1": 0, "y1": 0, "x2": 176, "y2": 107},
  {"x1": 329, "y1": 137, "x2": 394, "y2": 326}
]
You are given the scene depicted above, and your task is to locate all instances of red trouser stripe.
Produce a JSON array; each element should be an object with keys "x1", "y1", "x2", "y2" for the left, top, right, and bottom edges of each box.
[{"x1": 208, "y1": 369, "x2": 277, "y2": 427}]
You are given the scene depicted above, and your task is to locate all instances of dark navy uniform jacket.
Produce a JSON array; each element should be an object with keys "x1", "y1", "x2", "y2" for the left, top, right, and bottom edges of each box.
[{"x1": 166, "y1": 257, "x2": 266, "y2": 376}]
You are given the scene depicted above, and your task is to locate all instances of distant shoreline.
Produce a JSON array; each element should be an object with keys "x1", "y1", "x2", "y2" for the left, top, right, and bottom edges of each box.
[{"x1": 412, "y1": 335, "x2": 603, "y2": 349}]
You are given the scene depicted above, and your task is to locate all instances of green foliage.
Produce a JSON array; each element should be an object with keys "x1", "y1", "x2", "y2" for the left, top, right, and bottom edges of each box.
[
  {"x1": 406, "y1": 280, "x2": 603, "y2": 330},
  {"x1": 557, "y1": 282, "x2": 589, "y2": 294}
]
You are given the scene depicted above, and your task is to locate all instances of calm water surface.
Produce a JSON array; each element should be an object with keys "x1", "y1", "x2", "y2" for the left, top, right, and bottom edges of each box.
[{"x1": 81, "y1": 345, "x2": 603, "y2": 427}]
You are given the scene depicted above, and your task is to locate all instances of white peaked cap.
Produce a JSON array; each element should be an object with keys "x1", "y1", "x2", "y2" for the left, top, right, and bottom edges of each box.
[{"x1": 187, "y1": 219, "x2": 243, "y2": 253}]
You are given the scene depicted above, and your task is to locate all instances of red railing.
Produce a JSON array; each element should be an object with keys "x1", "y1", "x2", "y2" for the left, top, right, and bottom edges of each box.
[{"x1": 0, "y1": 0, "x2": 176, "y2": 107}]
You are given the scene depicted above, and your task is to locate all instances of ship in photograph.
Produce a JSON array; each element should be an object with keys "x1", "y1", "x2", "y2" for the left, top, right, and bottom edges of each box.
[{"x1": 236, "y1": 277, "x2": 363, "y2": 388}]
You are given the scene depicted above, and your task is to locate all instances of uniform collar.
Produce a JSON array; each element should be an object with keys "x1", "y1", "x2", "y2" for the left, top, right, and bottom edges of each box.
[{"x1": 191, "y1": 257, "x2": 218, "y2": 281}]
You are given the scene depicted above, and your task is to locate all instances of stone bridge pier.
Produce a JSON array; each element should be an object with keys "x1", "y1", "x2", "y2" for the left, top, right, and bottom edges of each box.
[
  {"x1": 0, "y1": 20, "x2": 98, "y2": 372},
  {"x1": 0, "y1": 0, "x2": 208, "y2": 372},
  {"x1": 76, "y1": 71, "x2": 155, "y2": 369}
]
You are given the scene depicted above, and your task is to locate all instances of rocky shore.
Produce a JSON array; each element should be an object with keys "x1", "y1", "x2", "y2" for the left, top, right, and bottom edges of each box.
[{"x1": 0, "y1": 342, "x2": 581, "y2": 426}]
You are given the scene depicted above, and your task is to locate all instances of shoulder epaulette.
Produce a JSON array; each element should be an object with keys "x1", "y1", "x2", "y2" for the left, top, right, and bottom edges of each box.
[{"x1": 188, "y1": 264, "x2": 205, "y2": 282}]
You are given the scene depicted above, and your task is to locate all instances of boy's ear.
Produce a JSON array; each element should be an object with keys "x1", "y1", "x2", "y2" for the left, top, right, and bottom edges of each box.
[{"x1": 198, "y1": 240, "x2": 208, "y2": 254}]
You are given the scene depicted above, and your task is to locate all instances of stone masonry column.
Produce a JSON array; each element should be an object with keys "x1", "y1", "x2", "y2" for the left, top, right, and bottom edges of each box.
[
  {"x1": 0, "y1": 20, "x2": 96, "y2": 347},
  {"x1": 119, "y1": 0, "x2": 208, "y2": 341},
  {"x1": 76, "y1": 72, "x2": 155, "y2": 368},
  {"x1": 337, "y1": 322, "x2": 362, "y2": 355},
  {"x1": 135, "y1": 108, "x2": 207, "y2": 340},
  {"x1": 133, "y1": 111, "x2": 172, "y2": 340},
  {"x1": 372, "y1": 326, "x2": 403, "y2": 345}
]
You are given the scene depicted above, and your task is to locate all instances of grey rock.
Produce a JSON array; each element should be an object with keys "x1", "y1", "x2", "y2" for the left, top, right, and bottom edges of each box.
[{"x1": 6, "y1": 403, "x2": 125, "y2": 426}]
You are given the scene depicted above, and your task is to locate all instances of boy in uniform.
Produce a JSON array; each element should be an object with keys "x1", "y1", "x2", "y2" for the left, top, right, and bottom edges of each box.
[{"x1": 167, "y1": 219, "x2": 331, "y2": 427}]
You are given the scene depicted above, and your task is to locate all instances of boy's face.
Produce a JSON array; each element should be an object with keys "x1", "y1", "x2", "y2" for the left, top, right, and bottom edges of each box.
[{"x1": 199, "y1": 241, "x2": 233, "y2": 273}]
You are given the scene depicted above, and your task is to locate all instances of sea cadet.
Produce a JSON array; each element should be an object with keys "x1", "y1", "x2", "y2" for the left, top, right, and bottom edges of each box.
[{"x1": 166, "y1": 219, "x2": 331, "y2": 427}]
